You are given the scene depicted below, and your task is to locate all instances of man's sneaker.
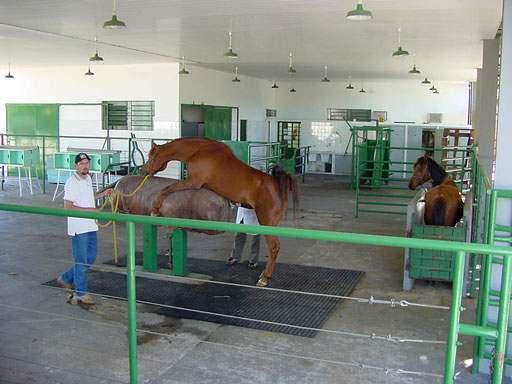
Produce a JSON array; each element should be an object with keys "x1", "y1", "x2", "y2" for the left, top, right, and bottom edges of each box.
[
  {"x1": 55, "y1": 277, "x2": 72, "y2": 290},
  {"x1": 68, "y1": 293, "x2": 95, "y2": 306},
  {"x1": 77, "y1": 294, "x2": 96, "y2": 305}
]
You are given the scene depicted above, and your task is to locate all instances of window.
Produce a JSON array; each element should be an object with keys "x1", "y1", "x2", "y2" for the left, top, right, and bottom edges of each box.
[
  {"x1": 102, "y1": 101, "x2": 154, "y2": 131},
  {"x1": 327, "y1": 108, "x2": 372, "y2": 122}
]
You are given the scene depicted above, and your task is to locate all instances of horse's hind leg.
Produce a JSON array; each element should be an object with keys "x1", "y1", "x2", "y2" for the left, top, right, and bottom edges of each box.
[
  {"x1": 257, "y1": 235, "x2": 280, "y2": 287},
  {"x1": 254, "y1": 205, "x2": 283, "y2": 287},
  {"x1": 151, "y1": 177, "x2": 203, "y2": 215}
]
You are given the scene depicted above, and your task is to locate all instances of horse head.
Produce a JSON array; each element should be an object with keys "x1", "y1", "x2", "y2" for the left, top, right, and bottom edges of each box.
[
  {"x1": 408, "y1": 156, "x2": 432, "y2": 190},
  {"x1": 142, "y1": 143, "x2": 168, "y2": 176},
  {"x1": 409, "y1": 155, "x2": 447, "y2": 190}
]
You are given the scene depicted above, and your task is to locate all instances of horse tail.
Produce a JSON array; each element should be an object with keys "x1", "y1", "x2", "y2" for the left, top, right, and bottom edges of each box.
[
  {"x1": 431, "y1": 198, "x2": 446, "y2": 226},
  {"x1": 270, "y1": 165, "x2": 299, "y2": 216}
]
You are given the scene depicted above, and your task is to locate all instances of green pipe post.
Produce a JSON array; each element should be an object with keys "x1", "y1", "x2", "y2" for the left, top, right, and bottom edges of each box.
[
  {"x1": 142, "y1": 224, "x2": 158, "y2": 272},
  {"x1": 476, "y1": 190, "x2": 497, "y2": 370},
  {"x1": 355, "y1": 145, "x2": 360, "y2": 218},
  {"x1": 491, "y1": 194, "x2": 512, "y2": 384},
  {"x1": 170, "y1": 229, "x2": 187, "y2": 276},
  {"x1": 443, "y1": 250, "x2": 465, "y2": 384},
  {"x1": 128, "y1": 138, "x2": 132, "y2": 175},
  {"x1": 42, "y1": 136, "x2": 46, "y2": 194},
  {"x1": 474, "y1": 188, "x2": 495, "y2": 372},
  {"x1": 126, "y1": 221, "x2": 138, "y2": 384}
]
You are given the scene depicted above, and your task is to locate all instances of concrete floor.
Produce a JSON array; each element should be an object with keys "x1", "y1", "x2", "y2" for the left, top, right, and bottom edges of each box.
[{"x1": 0, "y1": 174, "x2": 499, "y2": 384}]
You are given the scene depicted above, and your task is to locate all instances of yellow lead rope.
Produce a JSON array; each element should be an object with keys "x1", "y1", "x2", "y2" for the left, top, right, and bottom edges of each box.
[{"x1": 96, "y1": 175, "x2": 151, "y2": 263}]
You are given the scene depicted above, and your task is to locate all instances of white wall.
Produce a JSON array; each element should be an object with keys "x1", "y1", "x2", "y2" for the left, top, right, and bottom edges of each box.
[
  {"x1": 0, "y1": 63, "x2": 180, "y2": 137},
  {"x1": 179, "y1": 65, "x2": 276, "y2": 142},
  {"x1": 275, "y1": 79, "x2": 469, "y2": 124},
  {"x1": 0, "y1": 62, "x2": 181, "y2": 177}
]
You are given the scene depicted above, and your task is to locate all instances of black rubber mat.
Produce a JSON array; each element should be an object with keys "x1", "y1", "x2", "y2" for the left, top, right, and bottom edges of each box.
[{"x1": 47, "y1": 253, "x2": 363, "y2": 337}]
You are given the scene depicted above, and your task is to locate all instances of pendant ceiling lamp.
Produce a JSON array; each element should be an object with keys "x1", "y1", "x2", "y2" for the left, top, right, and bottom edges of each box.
[
  {"x1": 359, "y1": 88, "x2": 366, "y2": 93},
  {"x1": 232, "y1": 65, "x2": 240, "y2": 82},
  {"x1": 321, "y1": 66, "x2": 330, "y2": 82},
  {"x1": 90, "y1": 37, "x2": 104, "y2": 61},
  {"x1": 392, "y1": 27, "x2": 409, "y2": 57},
  {"x1": 5, "y1": 63, "x2": 14, "y2": 79},
  {"x1": 289, "y1": 87, "x2": 296, "y2": 93},
  {"x1": 433, "y1": 89, "x2": 440, "y2": 94},
  {"x1": 408, "y1": 64, "x2": 420, "y2": 74},
  {"x1": 429, "y1": 85, "x2": 436, "y2": 91},
  {"x1": 271, "y1": 81, "x2": 279, "y2": 89},
  {"x1": 346, "y1": 83, "x2": 354, "y2": 89},
  {"x1": 90, "y1": 51, "x2": 104, "y2": 62},
  {"x1": 85, "y1": 67, "x2": 95, "y2": 76},
  {"x1": 224, "y1": 31, "x2": 238, "y2": 59},
  {"x1": 288, "y1": 52, "x2": 296, "y2": 73},
  {"x1": 346, "y1": 0, "x2": 373, "y2": 21},
  {"x1": 103, "y1": 0, "x2": 126, "y2": 29},
  {"x1": 421, "y1": 77, "x2": 431, "y2": 84},
  {"x1": 179, "y1": 56, "x2": 190, "y2": 75}
]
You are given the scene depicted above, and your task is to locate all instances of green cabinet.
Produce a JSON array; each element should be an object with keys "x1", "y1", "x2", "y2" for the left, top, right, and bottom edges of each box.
[{"x1": 0, "y1": 146, "x2": 40, "y2": 166}]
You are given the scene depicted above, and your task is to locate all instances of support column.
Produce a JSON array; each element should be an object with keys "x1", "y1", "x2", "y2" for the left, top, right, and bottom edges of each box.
[{"x1": 479, "y1": 0, "x2": 512, "y2": 379}]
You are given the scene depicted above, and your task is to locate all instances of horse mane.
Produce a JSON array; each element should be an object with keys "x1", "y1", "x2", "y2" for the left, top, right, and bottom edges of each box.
[
  {"x1": 425, "y1": 157, "x2": 447, "y2": 186},
  {"x1": 269, "y1": 165, "x2": 299, "y2": 215}
]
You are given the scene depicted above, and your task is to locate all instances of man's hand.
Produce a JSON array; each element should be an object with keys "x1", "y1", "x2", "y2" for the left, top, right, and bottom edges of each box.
[{"x1": 96, "y1": 188, "x2": 114, "y2": 199}]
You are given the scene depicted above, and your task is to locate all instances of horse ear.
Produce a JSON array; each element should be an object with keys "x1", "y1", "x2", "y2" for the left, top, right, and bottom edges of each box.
[
  {"x1": 151, "y1": 142, "x2": 158, "y2": 150},
  {"x1": 424, "y1": 152, "x2": 432, "y2": 159}
]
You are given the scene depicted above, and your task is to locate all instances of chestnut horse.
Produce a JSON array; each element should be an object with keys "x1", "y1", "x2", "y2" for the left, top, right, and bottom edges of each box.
[
  {"x1": 141, "y1": 137, "x2": 299, "y2": 286},
  {"x1": 408, "y1": 156, "x2": 463, "y2": 226}
]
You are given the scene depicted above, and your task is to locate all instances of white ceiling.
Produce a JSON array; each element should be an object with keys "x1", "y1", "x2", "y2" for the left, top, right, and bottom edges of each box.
[{"x1": 0, "y1": 0, "x2": 502, "y2": 81}]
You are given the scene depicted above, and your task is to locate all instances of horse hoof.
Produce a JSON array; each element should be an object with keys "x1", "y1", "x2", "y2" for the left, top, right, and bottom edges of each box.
[{"x1": 256, "y1": 275, "x2": 268, "y2": 287}]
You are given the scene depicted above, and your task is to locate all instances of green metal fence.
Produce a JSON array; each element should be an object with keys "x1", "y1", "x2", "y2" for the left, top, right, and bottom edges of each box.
[
  {"x1": 0, "y1": 133, "x2": 176, "y2": 193},
  {"x1": 472, "y1": 180, "x2": 512, "y2": 378},
  {"x1": 0, "y1": 202, "x2": 511, "y2": 383},
  {"x1": 354, "y1": 143, "x2": 473, "y2": 217}
]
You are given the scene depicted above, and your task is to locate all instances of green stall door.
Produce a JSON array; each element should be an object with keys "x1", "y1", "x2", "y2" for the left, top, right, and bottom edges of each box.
[
  {"x1": 205, "y1": 107, "x2": 232, "y2": 140},
  {"x1": 6, "y1": 104, "x2": 59, "y2": 179}
]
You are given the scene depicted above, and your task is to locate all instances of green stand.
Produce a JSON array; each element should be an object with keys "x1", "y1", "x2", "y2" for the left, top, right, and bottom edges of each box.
[
  {"x1": 170, "y1": 229, "x2": 187, "y2": 276},
  {"x1": 142, "y1": 224, "x2": 187, "y2": 276}
]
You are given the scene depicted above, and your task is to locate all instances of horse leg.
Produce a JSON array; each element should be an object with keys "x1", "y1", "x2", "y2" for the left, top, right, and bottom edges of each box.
[
  {"x1": 151, "y1": 177, "x2": 203, "y2": 215},
  {"x1": 257, "y1": 235, "x2": 280, "y2": 287},
  {"x1": 254, "y1": 205, "x2": 284, "y2": 287}
]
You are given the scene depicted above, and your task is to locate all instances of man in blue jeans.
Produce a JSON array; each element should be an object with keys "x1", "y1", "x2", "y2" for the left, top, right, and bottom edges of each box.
[{"x1": 56, "y1": 153, "x2": 113, "y2": 305}]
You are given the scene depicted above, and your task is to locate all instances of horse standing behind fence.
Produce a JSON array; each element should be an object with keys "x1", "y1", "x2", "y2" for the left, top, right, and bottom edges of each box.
[
  {"x1": 141, "y1": 137, "x2": 299, "y2": 287},
  {"x1": 408, "y1": 156, "x2": 463, "y2": 227}
]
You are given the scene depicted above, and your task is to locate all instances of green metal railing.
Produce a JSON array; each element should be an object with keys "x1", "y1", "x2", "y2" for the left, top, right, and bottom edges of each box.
[
  {"x1": 473, "y1": 187, "x2": 512, "y2": 379},
  {"x1": 354, "y1": 143, "x2": 473, "y2": 217},
  {"x1": 1, "y1": 202, "x2": 512, "y2": 383},
  {"x1": 0, "y1": 133, "x2": 177, "y2": 193}
]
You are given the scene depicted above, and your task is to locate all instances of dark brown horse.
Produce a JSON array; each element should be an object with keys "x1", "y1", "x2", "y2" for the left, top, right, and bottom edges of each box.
[
  {"x1": 408, "y1": 156, "x2": 463, "y2": 226},
  {"x1": 141, "y1": 137, "x2": 299, "y2": 287}
]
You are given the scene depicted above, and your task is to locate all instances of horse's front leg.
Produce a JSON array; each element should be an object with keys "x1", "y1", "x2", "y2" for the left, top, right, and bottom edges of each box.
[
  {"x1": 257, "y1": 235, "x2": 280, "y2": 287},
  {"x1": 151, "y1": 178, "x2": 202, "y2": 215}
]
